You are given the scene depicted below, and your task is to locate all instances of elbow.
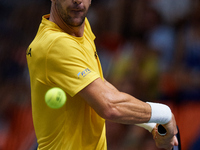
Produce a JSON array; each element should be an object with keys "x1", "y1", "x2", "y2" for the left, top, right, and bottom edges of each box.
[
  {"x1": 100, "y1": 104, "x2": 120, "y2": 121},
  {"x1": 101, "y1": 110, "x2": 119, "y2": 121},
  {"x1": 93, "y1": 89, "x2": 123, "y2": 121},
  {"x1": 99, "y1": 92, "x2": 123, "y2": 121}
]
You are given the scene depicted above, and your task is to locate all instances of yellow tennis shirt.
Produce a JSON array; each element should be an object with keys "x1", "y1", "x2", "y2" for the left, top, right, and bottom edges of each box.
[{"x1": 26, "y1": 14, "x2": 106, "y2": 150}]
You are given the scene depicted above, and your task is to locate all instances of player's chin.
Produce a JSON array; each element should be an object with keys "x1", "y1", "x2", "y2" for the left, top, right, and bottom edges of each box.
[
  {"x1": 70, "y1": 18, "x2": 85, "y2": 27},
  {"x1": 70, "y1": 11, "x2": 85, "y2": 19}
]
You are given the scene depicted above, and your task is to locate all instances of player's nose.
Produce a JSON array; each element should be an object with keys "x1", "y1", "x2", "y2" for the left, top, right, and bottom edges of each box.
[{"x1": 73, "y1": 0, "x2": 82, "y2": 4}]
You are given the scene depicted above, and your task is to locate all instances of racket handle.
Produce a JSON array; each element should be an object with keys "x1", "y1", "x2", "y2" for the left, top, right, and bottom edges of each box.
[{"x1": 158, "y1": 124, "x2": 167, "y2": 136}]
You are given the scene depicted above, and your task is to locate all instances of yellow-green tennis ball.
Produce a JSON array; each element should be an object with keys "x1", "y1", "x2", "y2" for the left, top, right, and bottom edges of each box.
[{"x1": 45, "y1": 87, "x2": 67, "y2": 109}]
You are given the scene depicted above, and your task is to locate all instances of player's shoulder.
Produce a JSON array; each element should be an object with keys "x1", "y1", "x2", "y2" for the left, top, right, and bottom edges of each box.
[
  {"x1": 35, "y1": 15, "x2": 73, "y2": 43},
  {"x1": 32, "y1": 23, "x2": 78, "y2": 53},
  {"x1": 84, "y1": 18, "x2": 95, "y2": 41},
  {"x1": 44, "y1": 33, "x2": 83, "y2": 60}
]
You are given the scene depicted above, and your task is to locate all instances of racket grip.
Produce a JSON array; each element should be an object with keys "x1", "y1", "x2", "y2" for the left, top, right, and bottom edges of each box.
[{"x1": 157, "y1": 124, "x2": 167, "y2": 136}]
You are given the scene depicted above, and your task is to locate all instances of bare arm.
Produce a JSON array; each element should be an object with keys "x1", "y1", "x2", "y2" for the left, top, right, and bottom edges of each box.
[
  {"x1": 79, "y1": 77, "x2": 178, "y2": 150},
  {"x1": 78, "y1": 78, "x2": 151, "y2": 124},
  {"x1": 103, "y1": 78, "x2": 119, "y2": 91}
]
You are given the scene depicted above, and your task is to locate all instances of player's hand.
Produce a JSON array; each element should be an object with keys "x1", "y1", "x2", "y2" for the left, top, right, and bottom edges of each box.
[{"x1": 151, "y1": 114, "x2": 179, "y2": 150}]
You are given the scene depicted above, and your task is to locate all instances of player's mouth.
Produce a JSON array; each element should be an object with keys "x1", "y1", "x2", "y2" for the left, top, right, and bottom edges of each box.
[
  {"x1": 70, "y1": 8, "x2": 84, "y2": 15},
  {"x1": 70, "y1": 5, "x2": 85, "y2": 12},
  {"x1": 71, "y1": 8, "x2": 84, "y2": 11}
]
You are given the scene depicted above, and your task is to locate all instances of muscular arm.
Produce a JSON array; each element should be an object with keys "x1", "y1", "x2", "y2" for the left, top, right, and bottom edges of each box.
[
  {"x1": 103, "y1": 78, "x2": 119, "y2": 91},
  {"x1": 78, "y1": 78, "x2": 151, "y2": 124},
  {"x1": 79, "y1": 78, "x2": 178, "y2": 149}
]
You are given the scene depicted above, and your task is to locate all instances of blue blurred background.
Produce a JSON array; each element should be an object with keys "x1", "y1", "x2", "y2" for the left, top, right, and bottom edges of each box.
[{"x1": 1, "y1": 0, "x2": 200, "y2": 150}]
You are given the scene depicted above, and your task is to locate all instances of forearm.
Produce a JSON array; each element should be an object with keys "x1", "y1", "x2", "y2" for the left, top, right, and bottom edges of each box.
[
  {"x1": 79, "y1": 78, "x2": 151, "y2": 124},
  {"x1": 80, "y1": 78, "x2": 172, "y2": 126},
  {"x1": 103, "y1": 78, "x2": 151, "y2": 123},
  {"x1": 102, "y1": 80, "x2": 177, "y2": 149},
  {"x1": 105, "y1": 91, "x2": 151, "y2": 124}
]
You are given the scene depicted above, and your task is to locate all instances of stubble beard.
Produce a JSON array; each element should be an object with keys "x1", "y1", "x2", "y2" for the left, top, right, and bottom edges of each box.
[{"x1": 56, "y1": 2, "x2": 88, "y2": 27}]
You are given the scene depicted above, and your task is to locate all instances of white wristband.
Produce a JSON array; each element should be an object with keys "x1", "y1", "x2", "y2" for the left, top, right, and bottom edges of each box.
[
  {"x1": 136, "y1": 123, "x2": 157, "y2": 132},
  {"x1": 147, "y1": 102, "x2": 172, "y2": 124}
]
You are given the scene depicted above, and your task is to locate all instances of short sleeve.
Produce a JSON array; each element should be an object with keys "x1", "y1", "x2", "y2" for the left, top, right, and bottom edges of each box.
[{"x1": 46, "y1": 36, "x2": 100, "y2": 97}]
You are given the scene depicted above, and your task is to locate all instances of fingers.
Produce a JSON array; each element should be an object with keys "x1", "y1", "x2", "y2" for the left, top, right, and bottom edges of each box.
[
  {"x1": 162, "y1": 114, "x2": 177, "y2": 136},
  {"x1": 151, "y1": 113, "x2": 179, "y2": 150},
  {"x1": 171, "y1": 114, "x2": 178, "y2": 134},
  {"x1": 153, "y1": 122, "x2": 179, "y2": 149},
  {"x1": 155, "y1": 135, "x2": 177, "y2": 149},
  {"x1": 155, "y1": 136, "x2": 178, "y2": 150},
  {"x1": 173, "y1": 135, "x2": 179, "y2": 146},
  {"x1": 168, "y1": 136, "x2": 179, "y2": 150}
]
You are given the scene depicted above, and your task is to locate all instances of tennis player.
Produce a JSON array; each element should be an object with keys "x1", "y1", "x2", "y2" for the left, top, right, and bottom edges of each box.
[{"x1": 26, "y1": 0, "x2": 178, "y2": 149}]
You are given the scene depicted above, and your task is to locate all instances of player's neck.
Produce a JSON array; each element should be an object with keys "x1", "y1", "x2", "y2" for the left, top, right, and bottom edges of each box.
[{"x1": 49, "y1": 3, "x2": 84, "y2": 37}]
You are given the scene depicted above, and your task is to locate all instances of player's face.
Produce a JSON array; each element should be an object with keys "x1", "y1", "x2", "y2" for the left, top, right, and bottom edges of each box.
[{"x1": 55, "y1": 0, "x2": 91, "y2": 27}]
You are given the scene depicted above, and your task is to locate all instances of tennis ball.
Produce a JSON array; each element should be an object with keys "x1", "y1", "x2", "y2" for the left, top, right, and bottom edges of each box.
[{"x1": 45, "y1": 87, "x2": 67, "y2": 109}]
